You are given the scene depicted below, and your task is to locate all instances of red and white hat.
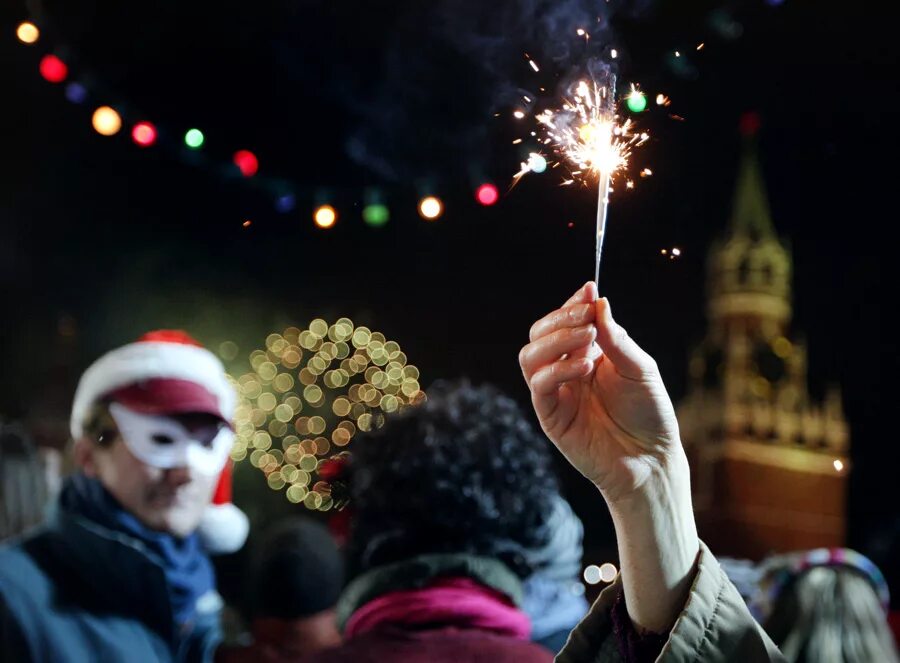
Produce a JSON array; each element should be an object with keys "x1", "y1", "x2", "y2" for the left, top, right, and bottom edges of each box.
[
  {"x1": 70, "y1": 330, "x2": 236, "y2": 440},
  {"x1": 71, "y1": 330, "x2": 248, "y2": 554}
]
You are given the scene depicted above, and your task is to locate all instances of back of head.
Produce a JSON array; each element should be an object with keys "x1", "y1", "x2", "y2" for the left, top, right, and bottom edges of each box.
[
  {"x1": 765, "y1": 565, "x2": 899, "y2": 663},
  {"x1": 252, "y1": 516, "x2": 345, "y2": 620},
  {"x1": 0, "y1": 424, "x2": 48, "y2": 540},
  {"x1": 347, "y1": 380, "x2": 559, "y2": 576}
]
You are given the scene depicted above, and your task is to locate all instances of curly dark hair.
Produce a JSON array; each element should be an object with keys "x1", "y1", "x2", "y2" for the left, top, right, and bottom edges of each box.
[{"x1": 346, "y1": 380, "x2": 559, "y2": 577}]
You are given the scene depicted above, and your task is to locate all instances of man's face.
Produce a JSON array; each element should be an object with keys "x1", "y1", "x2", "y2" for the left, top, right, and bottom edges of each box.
[{"x1": 80, "y1": 413, "x2": 224, "y2": 537}]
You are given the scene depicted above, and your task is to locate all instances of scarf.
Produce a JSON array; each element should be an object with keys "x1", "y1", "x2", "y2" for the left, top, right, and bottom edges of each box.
[
  {"x1": 59, "y1": 474, "x2": 216, "y2": 626},
  {"x1": 345, "y1": 577, "x2": 531, "y2": 639},
  {"x1": 337, "y1": 553, "x2": 529, "y2": 638}
]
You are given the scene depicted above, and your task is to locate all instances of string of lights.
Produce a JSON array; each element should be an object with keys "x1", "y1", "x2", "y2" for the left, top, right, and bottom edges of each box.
[{"x1": 11, "y1": 18, "x2": 506, "y2": 230}]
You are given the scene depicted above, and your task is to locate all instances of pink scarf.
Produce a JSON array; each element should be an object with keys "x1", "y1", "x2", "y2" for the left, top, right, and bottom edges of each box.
[{"x1": 344, "y1": 577, "x2": 532, "y2": 640}]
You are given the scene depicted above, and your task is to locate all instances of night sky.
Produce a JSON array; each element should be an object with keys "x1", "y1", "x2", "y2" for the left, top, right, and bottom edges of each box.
[{"x1": 1, "y1": 1, "x2": 895, "y2": 597}]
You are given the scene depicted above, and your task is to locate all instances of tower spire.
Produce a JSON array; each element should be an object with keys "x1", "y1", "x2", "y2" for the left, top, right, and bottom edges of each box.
[{"x1": 728, "y1": 112, "x2": 775, "y2": 242}]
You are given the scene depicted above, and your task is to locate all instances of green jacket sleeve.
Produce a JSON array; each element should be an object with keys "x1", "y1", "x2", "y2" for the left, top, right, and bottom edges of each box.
[{"x1": 556, "y1": 540, "x2": 786, "y2": 663}]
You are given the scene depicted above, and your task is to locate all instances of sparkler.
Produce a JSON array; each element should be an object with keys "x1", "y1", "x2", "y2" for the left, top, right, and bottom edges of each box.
[{"x1": 517, "y1": 69, "x2": 649, "y2": 287}]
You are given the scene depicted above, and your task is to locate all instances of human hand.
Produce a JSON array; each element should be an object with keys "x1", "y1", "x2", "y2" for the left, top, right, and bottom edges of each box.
[{"x1": 518, "y1": 281, "x2": 682, "y2": 505}]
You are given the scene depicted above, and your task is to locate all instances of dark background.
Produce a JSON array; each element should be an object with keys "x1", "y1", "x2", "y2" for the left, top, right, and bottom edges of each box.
[{"x1": 1, "y1": 0, "x2": 896, "y2": 598}]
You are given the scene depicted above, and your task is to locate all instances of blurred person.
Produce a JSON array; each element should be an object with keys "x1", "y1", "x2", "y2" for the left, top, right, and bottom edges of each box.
[
  {"x1": 519, "y1": 282, "x2": 785, "y2": 662},
  {"x1": 518, "y1": 494, "x2": 590, "y2": 654},
  {"x1": 307, "y1": 380, "x2": 562, "y2": 662},
  {"x1": 218, "y1": 516, "x2": 343, "y2": 662},
  {"x1": 0, "y1": 424, "x2": 48, "y2": 540},
  {"x1": 0, "y1": 330, "x2": 249, "y2": 662},
  {"x1": 757, "y1": 548, "x2": 899, "y2": 663}
]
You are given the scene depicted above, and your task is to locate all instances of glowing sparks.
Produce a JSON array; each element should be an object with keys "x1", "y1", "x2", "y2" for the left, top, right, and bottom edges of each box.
[
  {"x1": 529, "y1": 59, "x2": 540, "y2": 72},
  {"x1": 696, "y1": 42, "x2": 705, "y2": 50},
  {"x1": 515, "y1": 79, "x2": 647, "y2": 187},
  {"x1": 610, "y1": 48, "x2": 618, "y2": 59},
  {"x1": 656, "y1": 93, "x2": 671, "y2": 106},
  {"x1": 577, "y1": 28, "x2": 585, "y2": 36},
  {"x1": 641, "y1": 168, "x2": 653, "y2": 177},
  {"x1": 833, "y1": 459, "x2": 844, "y2": 472},
  {"x1": 513, "y1": 110, "x2": 525, "y2": 119},
  {"x1": 675, "y1": 50, "x2": 681, "y2": 57}
]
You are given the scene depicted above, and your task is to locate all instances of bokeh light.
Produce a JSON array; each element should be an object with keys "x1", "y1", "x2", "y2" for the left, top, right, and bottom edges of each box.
[
  {"x1": 91, "y1": 106, "x2": 122, "y2": 136},
  {"x1": 475, "y1": 183, "x2": 499, "y2": 206},
  {"x1": 39, "y1": 55, "x2": 67, "y2": 83},
  {"x1": 625, "y1": 88, "x2": 647, "y2": 113},
  {"x1": 599, "y1": 562, "x2": 618, "y2": 582},
  {"x1": 65, "y1": 82, "x2": 87, "y2": 104},
  {"x1": 583, "y1": 565, "x2": 601, "y2": 585},
  {"x1": 131, "y1": 121, "x2": 157, "y2": 147},
  {"x1": 233, "y1": 150, "x2": 258, "y2": 177},
  {"x1": 418, "y1": 196, "x2": 443, "y2": 221},
  {"x1": 16, "y1": 22, "x2": 40, "y2": 44},
  {"x1": 527, "y1": 153, "x2": 547, "y2": 174},
  {"x1": 229, "y1": 320, "x2": 425, "y2": 510},
  {"x1": 184, "y1": 128, "x2": 204, "y2": 149},
  {"x1": 275, "y1": 194, "x2": 296, "y2": 213},
  {"x1": 314, "y1": 205, "x2": 337, "y2": 228},
  {"x1": 363, "y1": 204, "x2": 390, "y2": 227}
]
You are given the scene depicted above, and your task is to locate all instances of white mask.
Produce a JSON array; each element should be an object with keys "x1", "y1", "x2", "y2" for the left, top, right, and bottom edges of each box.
[{"x1": 108, "y1": 402, "x2": 233, "y2": 476}]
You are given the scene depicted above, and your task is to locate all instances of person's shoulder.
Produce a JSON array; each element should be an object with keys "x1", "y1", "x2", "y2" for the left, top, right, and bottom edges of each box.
[{"x1": 0, "y1": 528, "x2": 58, "y2": 598}]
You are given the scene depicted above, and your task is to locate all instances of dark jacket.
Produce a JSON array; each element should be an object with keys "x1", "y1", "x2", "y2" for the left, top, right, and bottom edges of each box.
[{"x1": 0, "y1": 508, "x2": 222, "y2": 662}]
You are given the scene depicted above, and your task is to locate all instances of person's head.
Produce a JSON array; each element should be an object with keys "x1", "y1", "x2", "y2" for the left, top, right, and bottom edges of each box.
[
  {"x1": 74, "y1": 403, "x2": 225, "y2": 537},
  {"x1": 69, "y1": 331, "x2": 239, "y2": 539},
  {"x1": 347, "y1": 379, "x2": 559, "y2": 577},
  {"x1": 250, "y1": 517, "x2": 344, "y2": 651},
  {"x1": 761, "y1": 550, "x2": 899, "y2": 663}
]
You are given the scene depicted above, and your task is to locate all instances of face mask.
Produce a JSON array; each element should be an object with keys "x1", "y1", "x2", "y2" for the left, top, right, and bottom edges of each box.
[{"x1": 108, "y1": 402, "x2": 233, "y2": 476}]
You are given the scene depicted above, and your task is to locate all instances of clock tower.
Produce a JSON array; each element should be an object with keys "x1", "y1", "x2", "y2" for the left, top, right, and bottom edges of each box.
[{"x1": 677, "y1": 114, "x2": 849, "y2": 559}]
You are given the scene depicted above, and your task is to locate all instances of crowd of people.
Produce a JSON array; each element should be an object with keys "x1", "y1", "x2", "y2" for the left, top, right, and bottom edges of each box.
[{"x1": 1, "y1": 282, "x2": 896, "y2": 662}]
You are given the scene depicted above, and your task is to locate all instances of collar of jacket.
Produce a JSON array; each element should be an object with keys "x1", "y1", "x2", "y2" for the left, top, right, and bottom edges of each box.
[
  {"x1": 33, "y1": 504, "x2": 211, "y2": 643},
  {"x1": 336, "y1": 553, "x2": 524, "y2": 632}
]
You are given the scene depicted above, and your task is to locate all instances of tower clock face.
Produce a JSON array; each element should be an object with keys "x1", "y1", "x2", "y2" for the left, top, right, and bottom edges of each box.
[{"x1": 754, "y1": 342, "x2": 786, "y2": 383}]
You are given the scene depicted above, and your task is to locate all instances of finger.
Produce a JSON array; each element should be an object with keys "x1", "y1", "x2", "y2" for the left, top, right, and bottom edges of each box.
[
  {"x1": 594, "y1": 298, "x2": 658, "y2": 380},
  {"x1": 530, "y1": 356, "x2": 595, "y2": 399},
  {"x1": 529, "y1": 302, "x2": 594, "y2": 342},
  {"x1": 569, "y1": 340, "x2": 603, "y2": 362},
  {"x1": 520, "y1": 325, "x2": 596, "y2": 377},
  {"x1": 563, "y1": 281, "x2": 598, "y2": 308}
]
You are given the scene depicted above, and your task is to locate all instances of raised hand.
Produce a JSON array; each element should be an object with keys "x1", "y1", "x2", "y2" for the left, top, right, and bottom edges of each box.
[{"x1": 518, "y1": 281, "x2": 681, "y2": 504}]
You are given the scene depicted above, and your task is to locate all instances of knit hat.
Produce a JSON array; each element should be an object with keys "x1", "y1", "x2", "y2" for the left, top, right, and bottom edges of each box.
[
  {"x1": 253, "y1": 517, "x2": 345, "y2": 619},
  {"x1": 71, "y1": 330, "x2": 247, "y2": 554}
]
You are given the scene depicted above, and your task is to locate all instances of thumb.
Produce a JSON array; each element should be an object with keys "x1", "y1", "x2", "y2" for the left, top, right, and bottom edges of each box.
[{"x1": 594, "y1": 298, "x2": 658, "y2": 380}]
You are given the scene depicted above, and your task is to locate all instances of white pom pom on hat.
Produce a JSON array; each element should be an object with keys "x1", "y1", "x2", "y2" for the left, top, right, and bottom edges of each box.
[{"x1": 199, "y1": 459, "x2": 249, "y2": 554}]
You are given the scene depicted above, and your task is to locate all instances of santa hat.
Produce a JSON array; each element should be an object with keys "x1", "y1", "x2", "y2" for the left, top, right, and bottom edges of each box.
[
  {"x1": 71, "y1": 330, "x2": 248, "y2": 553},
  {"x1": 199, "y1": 459, "x2": 250, "y2": 554},
  {"x1": 70, "y1": 330, "x2": 236, "y2": 439}
]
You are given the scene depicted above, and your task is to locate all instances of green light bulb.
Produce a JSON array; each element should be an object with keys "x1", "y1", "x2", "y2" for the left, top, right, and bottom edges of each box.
[
  {"x1": 625, "y1": 91, "x2": 647, "y2": 114},
  {"x1": 184, "y1": 128, "x2": 205, "y2": 149},
  {"x1": 363, "y1": 204, "x2": 390, "y2": 227}
]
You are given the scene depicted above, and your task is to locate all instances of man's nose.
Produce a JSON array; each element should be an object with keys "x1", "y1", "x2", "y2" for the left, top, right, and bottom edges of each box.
[{"x1": 163, "y1": 465, "x2": 192, "y2": 487}]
